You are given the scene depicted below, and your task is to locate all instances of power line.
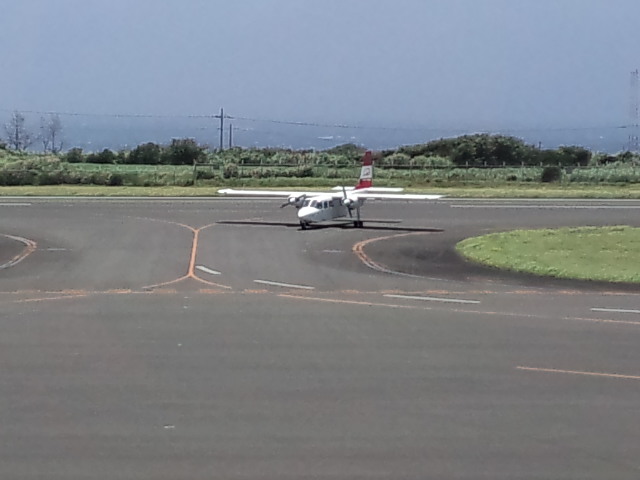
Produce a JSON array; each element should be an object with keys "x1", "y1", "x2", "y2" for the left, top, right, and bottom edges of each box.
[
  {"x1": 0, "y1": 108, "x2": 216, "y2": 119},
  {"x1": 0, "y1": 107, "x2": 633, "y2": 134}
]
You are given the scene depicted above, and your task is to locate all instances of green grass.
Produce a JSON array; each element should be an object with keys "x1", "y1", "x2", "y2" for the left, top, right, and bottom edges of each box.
[
  {"x1": 2, "y1": 183, "x2": 640, "y2": 198},
  {"x1": 456, "y1": 226, "x2": 640, "y2": 283}
]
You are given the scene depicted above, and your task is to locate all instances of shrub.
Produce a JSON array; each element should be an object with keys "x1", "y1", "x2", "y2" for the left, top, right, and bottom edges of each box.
[
  {"x1": 411, "y1": 155, "x2": 453, "y2": 168},
  {"x1": 384, "y1": 152, "x2": 411, "y2": 166},
  {"x1": 541, "y1": 165, "x2": 562, "y2": 182},
  {"x1": 296, "y1": 166, "x2": 314, "y2": 177},
  {"x1": 196, "y1": 169, "x2": 217, "y2": 180},
  {"x1": 108, "y1": 173, "x2": 124, "y2": 186},
  {"x1": 162, "y1": 138, "x2": 206, "y2": 165},
  {"x1": 0, "y1": 170, "x2": 36, "y2": 185},
  {"x1": 223, "y1": 162, "x2": 239, "y2": 179},
  {"x1": 37, "y1": 171, "x2": 65, "y2": 185},
  {"x1": 129, "y1": 142, "x2": 161, "y2": 165},
  {"x1": 63, "y1": 147, "x2": 84, "y2": 163},
  {"x1": 86, "y1": 149, "x2": 116, "y2": 164}
]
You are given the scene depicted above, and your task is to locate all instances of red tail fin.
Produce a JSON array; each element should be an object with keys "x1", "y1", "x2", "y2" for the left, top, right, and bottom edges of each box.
[{"x1": 355, "y1": 151, "x2": 373, "y2": 190}]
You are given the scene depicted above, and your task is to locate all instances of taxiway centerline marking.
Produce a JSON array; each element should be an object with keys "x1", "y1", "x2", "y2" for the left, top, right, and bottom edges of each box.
[
  {"x1": 517, "y1": 366, "x2": 640, "y2": 381},
  {"x1": 196, "y1": 265, "x2": 222, "y2": 276},
  {"x1": 0, "y1": 234, "x2": 37, "y2": 269},
  {"x1": 591, "y1": 308, "x2": 640, "y2": 315},
  {"x1": 384, "y1": 294, "x2": 480, "y2": 304},
  {"x1": 0, "y1": 203, "x2": 31, "y2": 206},
  {"x1": 254, "y1": 280, "x2": 315, "y2": 290},
  {"x1": 352, "y1": 232, "x2": 433, "y2": 278}
]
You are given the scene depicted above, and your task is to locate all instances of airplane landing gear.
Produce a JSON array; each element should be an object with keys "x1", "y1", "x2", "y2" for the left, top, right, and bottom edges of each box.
[
  {"x1": 354, "y1": 207, "x2": 363, "y2": 228},
  {"x1": 299, "y1": 221, "x2": 308, "y2": 230}
]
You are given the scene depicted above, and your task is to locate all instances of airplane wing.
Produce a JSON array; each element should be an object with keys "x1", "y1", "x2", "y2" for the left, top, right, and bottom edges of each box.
[
  {"x1": 352, "y1": 192, "x2": 444, "y2": 200},
  {"x1": 217, "y1": 188, "x2": 443, "y2": 200},
  {"x1": 217, "y1": 188, "x2": 323, "y2": 197}
]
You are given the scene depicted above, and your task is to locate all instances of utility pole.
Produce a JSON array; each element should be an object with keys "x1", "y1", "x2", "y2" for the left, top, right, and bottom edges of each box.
[
  {"x1": 629, "y1": 69, "x2": 639, "y2": 152},
  {"x1": 214, "y1": 108, "x2": 232, "y2": 151},
  {"x1": 219, "y1": 108, "x2": 224, "y2": 151}
]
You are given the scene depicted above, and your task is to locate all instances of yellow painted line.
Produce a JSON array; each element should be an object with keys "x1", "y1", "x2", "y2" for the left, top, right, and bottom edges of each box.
[
  {"x1": 10, "y1": 294, "x2": 89, "y2": 304},
  {"x1": 142, "y1": 275, "x2": 190, "y2": 290},
  {"x1": 187, "y1": 228, "x2": 200, "y2": 276},
  {"x1": 1, "y1": 234, "x2": 37, "y2": 269},
  {"x1": 279, "y1": 294, "x2": 431, "y2": 310},
  {"x1": 517, "y1": 366, "x2": 640, "y2": 381},
  {"x1": 139, "y1": 222, "x2": 232, "y2": 290},
  {"x1": 353, "y1": 232, "x2": 432, "y2": 275}
]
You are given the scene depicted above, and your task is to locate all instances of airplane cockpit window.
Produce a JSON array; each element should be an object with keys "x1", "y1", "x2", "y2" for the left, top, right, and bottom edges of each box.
[
  {"x1": 310, "y1": 200, "x2": 317, "y2": 208},
  {"x1": 303, "y1": 199, "x2": 311, "y2": 207}
]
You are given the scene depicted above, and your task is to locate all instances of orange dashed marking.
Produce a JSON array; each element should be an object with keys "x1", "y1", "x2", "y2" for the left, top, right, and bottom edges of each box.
[
  {"x1": 198, "y1": 289, "x2": 228, "y2": 294},
  {"x1": 11, "y1": 294, "x2": 89, "y2": 304}
]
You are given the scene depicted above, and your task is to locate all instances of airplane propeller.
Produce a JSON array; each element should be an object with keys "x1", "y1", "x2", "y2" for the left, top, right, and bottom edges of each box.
[
  {"x1": 280, "y1": 194, "x2": 306, "y2": 208},
  {"x1": 341, "y1": 186, "x2": 353, "y2": 218}
]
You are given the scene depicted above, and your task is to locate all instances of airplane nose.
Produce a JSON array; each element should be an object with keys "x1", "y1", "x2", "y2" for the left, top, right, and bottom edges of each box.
[{"x1": 298, "y1": 206, "x2": 316, "y2": 221}]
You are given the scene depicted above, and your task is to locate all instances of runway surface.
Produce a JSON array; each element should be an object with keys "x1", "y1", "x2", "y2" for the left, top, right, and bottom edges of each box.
[{"x1": 0, "y1": 197, "x2": 639, "y2": 479}]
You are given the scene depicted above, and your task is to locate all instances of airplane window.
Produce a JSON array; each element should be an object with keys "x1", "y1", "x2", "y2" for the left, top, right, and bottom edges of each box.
[
  {"x1": 303, "y1": 199, "x2": 310, "y2": 207},
  {"x1": 323, "y1": 201, "x2": 328, "y2": 209},
  {"x1": 329, "y1": 200, "x2": 334, "y2": 207},
  {"x1": 310, "y1": 200, "x2": 317, "y2": 207}
]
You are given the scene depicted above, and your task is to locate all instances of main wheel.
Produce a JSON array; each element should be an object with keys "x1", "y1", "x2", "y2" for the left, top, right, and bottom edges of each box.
[{"x1": 300, "y1": 221, "x2": 307, "y2": 230}]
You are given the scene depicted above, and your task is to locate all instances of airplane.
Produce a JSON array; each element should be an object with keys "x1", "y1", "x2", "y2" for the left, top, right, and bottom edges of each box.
[{"x1": 217, "y1": 151, "x2": 443, "y2": 230}]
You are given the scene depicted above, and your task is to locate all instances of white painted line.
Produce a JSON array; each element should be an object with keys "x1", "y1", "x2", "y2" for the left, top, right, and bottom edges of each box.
[
  {"x1": 384, "y1": 294, "x2": 480, "y2": 305},
  {"x1": 591, "y1": 308, "x2": 640, "y2": 315},
  {"x1": 196, "y1": 265, "x2": 222, "y2": 276},
  {"x1": 254, "y1": 279, "x2": 315, "y2": 290},
  {"x1": 0, "y1": 203, "x2": 31, "y2": 206}
]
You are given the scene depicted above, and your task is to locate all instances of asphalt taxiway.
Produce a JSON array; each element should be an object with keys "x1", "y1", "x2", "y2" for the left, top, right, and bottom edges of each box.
[{"x1": 0, "y1": 197, "x2": 639, "y2": 479}]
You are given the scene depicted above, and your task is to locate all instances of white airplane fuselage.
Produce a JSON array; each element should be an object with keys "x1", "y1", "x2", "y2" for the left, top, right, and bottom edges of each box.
[{"x1": 297, "y1": 195, "x2": 363, "y2": 224}]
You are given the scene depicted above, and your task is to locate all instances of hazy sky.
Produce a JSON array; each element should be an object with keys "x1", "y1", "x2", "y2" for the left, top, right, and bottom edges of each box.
[{"x1": 2, "y1": 0, "x2": 639, "y2": 130}]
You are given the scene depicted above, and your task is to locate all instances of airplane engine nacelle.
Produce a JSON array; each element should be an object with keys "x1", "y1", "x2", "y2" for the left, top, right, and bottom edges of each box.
[
  {"x1": 287, "y1": 194, "x2": 306, "y2": 209},
  {"x1": 342, "y1": 196, "x2": 358, "y2": 208}
]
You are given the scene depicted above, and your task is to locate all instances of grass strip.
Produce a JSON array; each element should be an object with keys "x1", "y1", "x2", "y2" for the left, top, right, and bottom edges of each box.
[{"x1": 456, "y1": 226, "x2": 640, "y2": 283}]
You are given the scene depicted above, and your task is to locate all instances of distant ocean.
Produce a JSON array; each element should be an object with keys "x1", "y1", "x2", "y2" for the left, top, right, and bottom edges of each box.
[{"x1": 53, "y1": 117, "x2": 637, "y2": 154}]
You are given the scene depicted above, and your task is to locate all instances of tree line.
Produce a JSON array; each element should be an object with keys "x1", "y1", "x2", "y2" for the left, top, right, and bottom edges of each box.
[{"x1": 2, "y1": 110, "x2": 639, "y2": 169}]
